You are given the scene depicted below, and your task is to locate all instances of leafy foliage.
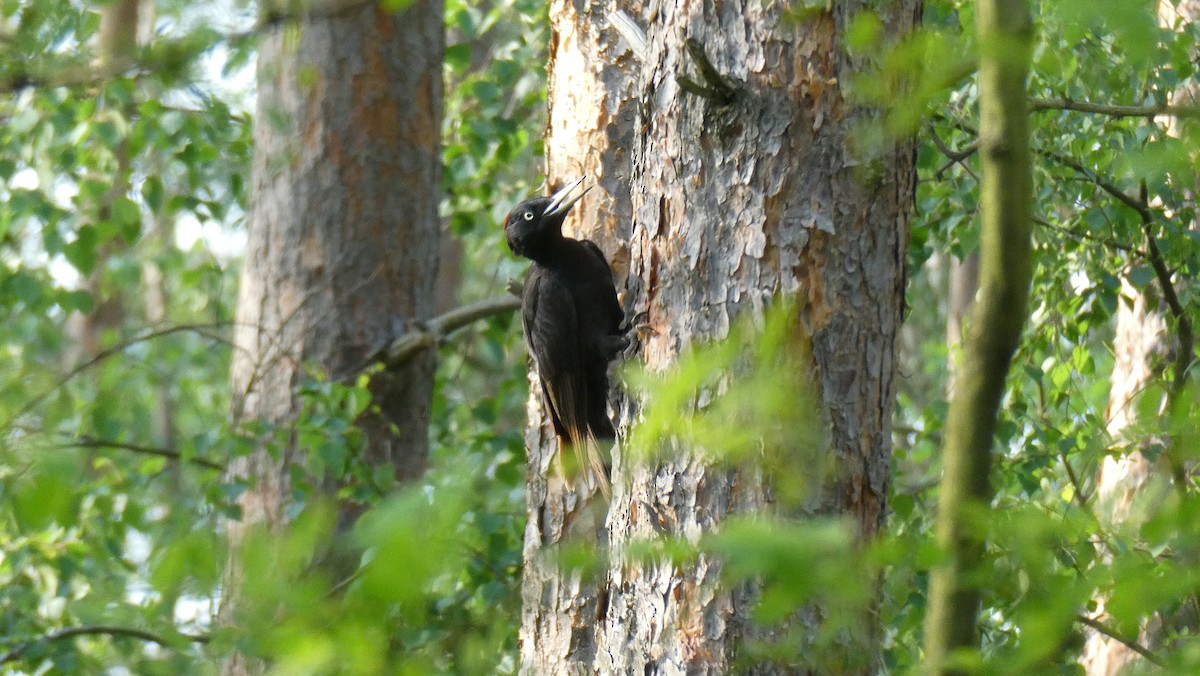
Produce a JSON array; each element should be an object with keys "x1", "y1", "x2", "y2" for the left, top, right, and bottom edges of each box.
[
  {"x1": 1, "y1": 0, "x2": 1198, "y2": 672},
  {"x1": 0, "y1": 0, "x2": 540, "y2": 671}
]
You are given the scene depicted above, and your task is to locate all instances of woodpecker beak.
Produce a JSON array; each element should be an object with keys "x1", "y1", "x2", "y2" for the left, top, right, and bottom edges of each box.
[{"x1": 543, "y1": 176, "x2": 592, "y2": 218}]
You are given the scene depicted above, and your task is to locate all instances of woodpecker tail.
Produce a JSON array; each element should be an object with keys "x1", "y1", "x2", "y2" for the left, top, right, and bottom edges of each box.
[{"x1": 557, "y1": 433, "x2": 611, "y2": 498}]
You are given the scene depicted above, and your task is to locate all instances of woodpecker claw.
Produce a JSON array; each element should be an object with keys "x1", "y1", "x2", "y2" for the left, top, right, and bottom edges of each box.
[{"x1": 621, "y1": 322, "x2": 656, "y2": 361}]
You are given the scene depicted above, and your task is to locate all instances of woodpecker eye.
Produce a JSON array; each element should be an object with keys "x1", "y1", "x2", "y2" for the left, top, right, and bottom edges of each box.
[{"x1": 523, "y1": 211, "x2": 534, "y2": 221}]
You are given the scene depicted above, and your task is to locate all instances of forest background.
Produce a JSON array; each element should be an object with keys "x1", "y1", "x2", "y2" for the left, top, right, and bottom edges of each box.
[{"x1": 0, "y1": 0, "x2": 1197, "y2": 673}]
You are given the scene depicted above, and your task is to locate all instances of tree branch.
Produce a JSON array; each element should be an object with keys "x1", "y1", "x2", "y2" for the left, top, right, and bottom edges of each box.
[
  {"x1": 1057, "y1": 449, "x2": 1094, "y2": 515},
  {"x1": 927, "y1": 125, "x2": 980, "y2": 180},
  {"x1": 1030, "y1": 214, "x2": 1137, "y2": 254},
  {"x1": 923, "y1": 0, "x2": 1034, "y2": 668},
  {"x1": 0, "y1": 0, "x2": 379, "y2": 95},
  {"x1": 0, "y1": 624, "x2": 210, "y2": 664},
  {"x1": 1075, "y1": 614, "x2": 1164, "y2": 667},
  {"x1": 1139, "y1": 214, "x2": 1194, "y2": 412},
  {"x1": 49, "y1": 435, "x2": 225, "y2": 471},
  {"x1": 1036, "y1": 148, "x2": 1153, "y2": 222},
  {"x1": 377, "y1": 292, "x2": 521, "y2": 369},
  {"x1": 1031, "y1": 97, "x2": 1200, "y2": 119},
  {"x1": 928, "y1": 125, "x2": 980, "y2": 163},
  {"x1": 3, "y1": 323, "x2": 230, "y2": 436}
]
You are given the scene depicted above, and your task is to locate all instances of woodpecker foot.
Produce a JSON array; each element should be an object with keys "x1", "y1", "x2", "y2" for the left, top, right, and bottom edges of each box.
[{"x1": 621, "y1": 322, "x2": 656, "y2": 360}]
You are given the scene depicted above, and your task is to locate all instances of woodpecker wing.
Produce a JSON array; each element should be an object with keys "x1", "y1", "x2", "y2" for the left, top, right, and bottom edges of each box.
[{"x1": 522, "y1": 267, "x2": 610, "y2": 494}]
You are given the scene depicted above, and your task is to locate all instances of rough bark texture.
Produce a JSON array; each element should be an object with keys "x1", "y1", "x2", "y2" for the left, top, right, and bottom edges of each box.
[
  {"x1": 521, "y1": 2, "x2": 918, "y2": 672},
  {"x1": 922, "y1": 0, "x2": 1033, "y2": 671},
  {"x1": 1080, "y1": 3, "x2": 1198, "y2": 672},
  {"x1": 221, "y1": 4, "x2": 442, "y2": 673},
  {"x1": 70, "y1": 0, "x2": 140, "y2": 363},
  {"x1": 946, "y1": 252, "x2": 980, "y2": 392},
  {"x1": 1078, "y1": 281, "x2": 1169, "y2": 676}
]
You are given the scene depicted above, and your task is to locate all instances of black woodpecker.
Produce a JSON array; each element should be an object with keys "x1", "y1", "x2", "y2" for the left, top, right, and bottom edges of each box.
[{"x1": 504, "y1": 177, "x2": 623, "y2": 495}]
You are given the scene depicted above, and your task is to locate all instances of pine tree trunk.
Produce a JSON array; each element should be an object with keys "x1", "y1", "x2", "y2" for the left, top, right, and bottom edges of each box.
[
  {"x1": 221, "y1": 4, "x2": 442, "y2": 673},
  {"x1": 521, "y1": 3, "x2": 918, "y2": 672}
]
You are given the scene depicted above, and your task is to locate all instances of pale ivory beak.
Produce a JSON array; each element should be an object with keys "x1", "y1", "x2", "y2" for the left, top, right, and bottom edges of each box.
[{"x1": 544, "y1": 176, "x2": 592, "y2": 217}]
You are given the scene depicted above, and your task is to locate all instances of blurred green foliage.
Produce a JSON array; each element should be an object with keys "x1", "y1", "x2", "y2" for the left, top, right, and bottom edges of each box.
[
  {"x1": 0, "y1": 0, "x2": 539, "y2": 671},
  {"x1": 0, "y1": 0, "x2": 1197, "y2": 673}
]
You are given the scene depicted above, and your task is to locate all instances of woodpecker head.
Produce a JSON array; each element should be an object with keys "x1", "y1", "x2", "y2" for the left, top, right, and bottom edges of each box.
[{"x1": 504, "y1": 176, "x2": 591, "y2": 260}]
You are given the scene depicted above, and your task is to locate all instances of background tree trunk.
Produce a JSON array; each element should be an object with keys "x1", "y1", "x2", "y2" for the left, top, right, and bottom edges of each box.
[
  {"x1": 1080, "y1": 3, "x2": 1199, "y2": 672},
  {"x1": 521, "y1": 2, "x2": 918, "y2": 672},
  {"x1": 221, "y1": 4, "x2": 443, "y2": 673},
  {"x1": 69, "y1": 0, "x2": 141, "y2": 363}
]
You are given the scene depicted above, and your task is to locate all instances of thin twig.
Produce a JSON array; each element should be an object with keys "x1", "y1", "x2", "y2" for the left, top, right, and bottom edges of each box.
[
  {"x1": 1031, "y1": 97, "x2": 1200, "y2": 119},
  {"x1": 1075, "y1": 614, "x2": 1164, "y2": 666},
  {"x1": 2, "y1": 323, "x2": 230, "y2": 436},
  {"x1": 1036, "y1": 148, "x2": 1153, "y2": 222},
  {"x1": 1140, "y1": 217, "x2": 1194, "y2": 414},
  {"x1": 1057, "y1": 450, "x2": 1094, "y2": 515},
  {"x1": 0, "y1": 625, "x2": 210, "y2": 664},
  {"x1": 47, "y1": 435, "x2": 225, "y2": 471},
  {"x1": 926, "y1": 125, "x2": 979, "y2": 180},
  {"x1": 1031, "y1": 214, "x2": 1137, "y2": 255},
  {"x1": 928, "y1": 126, "x2": 979, "y2": 163}
]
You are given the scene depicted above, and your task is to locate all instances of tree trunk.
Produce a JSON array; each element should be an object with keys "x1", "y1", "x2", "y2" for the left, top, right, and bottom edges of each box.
[
  {"x1": 947, "y1": 251, "x2": 980, "y2": 391},
  {"x1": 71, "y1": 0, "x2": 141, "y2": 362},
  {"x1": 1080, "y1": 3, "x2": 1198, "y2": 672},
  {"x1": 521, "y1": 2, "x2": 918, "y2": 672},
  {"x1": 221, "y1": 3, "x2": 442, "y2": 673},
  {"x1": 922, "y1": 0, "x2": 1034, "y2": 670}
]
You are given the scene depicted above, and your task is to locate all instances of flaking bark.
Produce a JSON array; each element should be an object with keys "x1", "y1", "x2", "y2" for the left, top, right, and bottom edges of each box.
[
  {"x1": 522, "y1": 2, "x2": 918, "y2": 672},
  {"x1": 221, "y1": 4, "x2": 442, "y2": 673}
]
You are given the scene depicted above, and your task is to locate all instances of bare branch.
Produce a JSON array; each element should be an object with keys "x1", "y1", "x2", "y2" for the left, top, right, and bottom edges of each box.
[
  {"x1": 47, "y1": 435, "x2": 225, "y2": 471},
  {"x1": 1140, "y1": 219, "x2": 1194, "y2": 406},
  {"x1": 0, "y1": 625, "x2": 210, "y2": 664},
  {"x1": 1031, "y1": 214, "x2": 1138, "y2": 254},
  {"x1": 1057, "y1": 449, "x2": 1094, "y2": 515},
  {"x1": 1031, "y1": 97, "x2": 1200, "y2": 119},
  {"x1": 1075, "y1": 614, "x2": 1164, "y2": 667},
  {"x1": 1, "y1": 323, "x2": 231, "y2": 436},
  {"x1": 378, "y1": 293, "x2": 522, "y2": 369},
  {"x1": 928, "y1": 125, "x2": 979, "y2": 163},
  {"x1": 1036, "y1": 148, "x2": 1153, "y2": 222}
]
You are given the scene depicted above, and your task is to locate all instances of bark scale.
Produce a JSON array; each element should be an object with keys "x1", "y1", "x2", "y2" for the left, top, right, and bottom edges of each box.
[
  {"x1": 922, "y1": 0, "x2": 1033, "y2": 671},
  {"x1": 221, "y1": 4, "x2": 442, "y2": 673},
  {"x1": 521, "y1": 2, "x2": 917, "y2": 672}
]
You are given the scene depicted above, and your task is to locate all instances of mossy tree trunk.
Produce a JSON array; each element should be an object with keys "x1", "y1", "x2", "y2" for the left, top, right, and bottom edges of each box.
[{"x1": 921, "y1": 0, "x2": 1034, "y2": 672}]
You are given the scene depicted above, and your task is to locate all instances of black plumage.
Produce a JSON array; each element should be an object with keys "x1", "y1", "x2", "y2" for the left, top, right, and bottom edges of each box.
[{"x1": 504, "y1": 177, "x2": 623, "y2": 494}]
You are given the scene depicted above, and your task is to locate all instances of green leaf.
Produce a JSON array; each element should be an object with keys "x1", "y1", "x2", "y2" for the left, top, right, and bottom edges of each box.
[
  {"x1": 1127, "y1": 265, "x2": 1155, "y2": 290},
  {"x1": 57, "y1": 289, "x2": 93, "y2": 313},
  {"x1": 110, "y1": 196, "x2": 142, "y2": 242},
  {"x1": 11, "y1": 470, "x2": 78, "y2": 529},
  {"x1": 445, "y1": 43, "x2": 472, "y2": 71},
  {"x1": 64, "y1": 226, "x2": 99, "y2": 275},
  {"x1": 142, "y1": 176, "x2": 164, "y2": 212}
]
